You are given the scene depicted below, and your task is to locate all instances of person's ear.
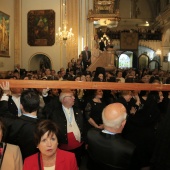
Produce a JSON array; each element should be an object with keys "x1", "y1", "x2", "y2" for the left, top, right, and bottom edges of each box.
[
  {"x1": 20, "y1": 104, "x2": 25, "y2": 113},
  {"x1": 121, "y1": 119, "x2": 126, "y2": 128}
]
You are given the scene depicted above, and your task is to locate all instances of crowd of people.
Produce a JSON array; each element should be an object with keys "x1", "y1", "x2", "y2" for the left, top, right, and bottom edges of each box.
[
  {"x1": 0, "y1": 46, "x2": 170, "y2": 169},
  {"x1": 0, "y1": 62, "x2": 170, "y2": 169}
]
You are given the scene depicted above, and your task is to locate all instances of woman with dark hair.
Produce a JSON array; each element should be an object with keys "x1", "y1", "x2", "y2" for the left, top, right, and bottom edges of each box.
[
  {"x1": 23, "y1": 119, "x2": 78, "y2": 170},
  {"x1": 84, "y1": 89, "x2": 106, "y2": 130},
  {"x1": 92, "y1": 67, "x2": 106, "y2": 82},
  {"x1": 0, "y1": 118, "x2": 23, "y2": 170},
  {"x1": 123, "y1": 90, "x2": 164, "y2": 170}
]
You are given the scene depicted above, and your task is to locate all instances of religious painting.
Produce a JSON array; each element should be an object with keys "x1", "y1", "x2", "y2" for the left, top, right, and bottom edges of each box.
[
  {"x1": 163, "y1": 56, "x2": 168, "y2": 62},
  {"x1": 28, "y1": 10, "x2": 55, "y2": 46},
  {"x1": 120, "y1": 32, "x2": 139, "y2": 51},
  {"x1": 0, "y1": 11, "x2": 10, "y2": 57}
]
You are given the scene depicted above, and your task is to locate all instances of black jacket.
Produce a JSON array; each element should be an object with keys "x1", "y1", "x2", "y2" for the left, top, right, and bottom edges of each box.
[
  {"x1": 8, "y1": 96, "x2": 19, "y2": 117},
  {"x1": 49, "y1": 104, "x2": 85, "y2": 144},
  {"x1": 87, "y1": 128, "x2": 139, "y2": 170},
  {"x1": 6, "y1": 115, "x2": 39, "y2": 160}
]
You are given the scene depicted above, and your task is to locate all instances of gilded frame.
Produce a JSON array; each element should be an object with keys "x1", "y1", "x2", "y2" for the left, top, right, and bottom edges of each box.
[
  {"x1": 0, "y1": 11, "x2": 10, "y2": 57},
  {"x1": 27, "y1": 10, "x2": 55, "y2": 46}
]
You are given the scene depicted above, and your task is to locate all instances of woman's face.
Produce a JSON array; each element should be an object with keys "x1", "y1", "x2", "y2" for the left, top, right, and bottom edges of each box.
[
  {"x1": 124, "y1": 92, "x2": 132, "y2": 102},
  {"x1": 51, "y1": 89, "x2": 59, "y2": 96},
  {"x1": 75, "y1": 76, "x2": 81, "y2": 81},
  {"x1": 98, "y1": 74, "x2": 104, "y2": 81},
  {"x1": 86, "y1": 75, "x2": 91, "y2": 82},
  {"x1": 37, "y1": 131, "x2": 58, "y2": 158},
  {"x1": 95, "y1": 89, "x2": 103, "y2": 98},
  {"x1": 81, "y1": 75, "x2": 86, "y2": 81}
]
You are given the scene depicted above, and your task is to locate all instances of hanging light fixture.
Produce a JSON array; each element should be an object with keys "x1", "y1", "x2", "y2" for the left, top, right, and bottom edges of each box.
[
  {"x1": 56, "y1": 0, "x2": 75, "y2": 45},
  {"x1": 100, "y1": 33, "x2": 110, "y2": 46}
]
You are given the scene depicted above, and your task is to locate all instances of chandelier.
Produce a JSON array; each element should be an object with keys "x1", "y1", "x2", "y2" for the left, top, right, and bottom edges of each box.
[
  {"x1": 101, "y1": 33, "x2": 110, "y2": 42},
  {"x1": 56, "y1": 0, "x2": 75, "y2": 45}
]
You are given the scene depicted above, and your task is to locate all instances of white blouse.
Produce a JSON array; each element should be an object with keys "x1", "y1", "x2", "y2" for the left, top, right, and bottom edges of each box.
[{"x1": 44, "y1": 165, "x2": 55, "y2": 170}]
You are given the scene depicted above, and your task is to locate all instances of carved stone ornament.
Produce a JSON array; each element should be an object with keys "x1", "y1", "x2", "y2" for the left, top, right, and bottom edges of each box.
[{"x1": 87, "y1": 0, "x2": 120, "y2": 27}]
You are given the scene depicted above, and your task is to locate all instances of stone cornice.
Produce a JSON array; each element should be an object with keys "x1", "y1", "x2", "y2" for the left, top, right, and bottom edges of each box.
[{"x1": 87, "y1": 12, "x2": 121, "y2": 22}]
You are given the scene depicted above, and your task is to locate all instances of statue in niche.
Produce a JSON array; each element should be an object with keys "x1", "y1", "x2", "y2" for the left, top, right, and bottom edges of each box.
[{"x1": 39, "y1": 55, "x2": 51, "y2": 72}]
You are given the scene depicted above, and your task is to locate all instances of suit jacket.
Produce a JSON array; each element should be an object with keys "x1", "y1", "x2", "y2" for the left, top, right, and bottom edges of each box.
[
  {"x1": 7, "y1": 115, "x2": 39, "y2": 160},
  {"x1": 0, "y1": 100, "x2": 9, "y2": 114},
  {"x1": 87, "y1": 128, "x2": 138, "y2": 170},
  {"x1": 23, "y1": 148, "x2": 78, "y2": 170},
  {"x1": 8, "y1": 96, "x2": 19, "y2": 117},
  {"x1": 81, "y1": 50, "x2": 91, "y2": 61},
  {"x1": 49, "y1": 104, "x2": 85, "y2": 144},
  {"x1": 2, "y1": 143, "x2": 23, "y2": 170},
  {"x1": 14, "y1": 68, "x2": 27, "y2": 77}
]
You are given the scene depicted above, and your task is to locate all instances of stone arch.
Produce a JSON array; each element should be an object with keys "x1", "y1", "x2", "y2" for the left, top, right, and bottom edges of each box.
[
  {"x1": 138, "y1": 44, "x2": 155, "y2": 52},
  {"x1": 138, "y1": 53, "x2": 149, "y2": 69},
  {"x1": 149, "y1": 60, "x2": 160, "y2": 70},
  {"x1": 28, "y1": 52, "x2": 53, "y2": 71}
]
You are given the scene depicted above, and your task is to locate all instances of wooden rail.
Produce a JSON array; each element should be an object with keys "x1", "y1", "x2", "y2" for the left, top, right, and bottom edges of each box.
[{"x1": 0, "y1": 79, "x2": 170, "y2": 91}]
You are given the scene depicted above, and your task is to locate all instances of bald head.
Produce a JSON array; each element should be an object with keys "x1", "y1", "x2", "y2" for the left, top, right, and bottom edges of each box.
[{"x1": 102, "y1": 103, "x2": 127, "y2": 132}]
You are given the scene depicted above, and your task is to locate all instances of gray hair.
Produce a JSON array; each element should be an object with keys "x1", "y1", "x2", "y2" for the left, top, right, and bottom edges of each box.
[{"x1": 59, "y1": 91, "x2": 72, "y2": 103}]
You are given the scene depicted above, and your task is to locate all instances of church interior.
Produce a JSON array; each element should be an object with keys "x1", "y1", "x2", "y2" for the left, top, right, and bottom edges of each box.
[
  {"x1": 0, "y1": 0, "x2": 170, "y2": 75},
  {"x1": 1, "y1": 1, "x2": 170, "y2": 170}
]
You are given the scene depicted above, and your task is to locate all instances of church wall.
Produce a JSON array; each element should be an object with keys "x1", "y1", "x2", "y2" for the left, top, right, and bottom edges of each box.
[
  {"x1": 1, "y1": 0, "x2": 170, "y2": 72},
  {"x1": 21, "y1": 0, "x2": 61, "y2": 71},
  {"x1": 0, "y1": 0, "x2": 15, "y2": 71}
]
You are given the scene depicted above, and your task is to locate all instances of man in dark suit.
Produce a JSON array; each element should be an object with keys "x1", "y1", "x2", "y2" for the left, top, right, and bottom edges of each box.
[
  {"x1": 14, "y1": 64, "x2": 27, "y2": 79},
  {"x1": 81, "y1": 46, "x2": 91, "y2": 71},
  {"x1": 8, "y1": 87, "x2": 23, "y2": 117},
  {"x1": 7, "y1": 89, "x2": 40, "y2": 160},
  {"x1": 99, "y1": 39, "x2": 105, "y2": 51},
  {"x1": 48, "y1": 89, "x2": 85, "y2": 167},
  {"x1": 87, "y1": 103, "x2": 139, "y2": 170}
]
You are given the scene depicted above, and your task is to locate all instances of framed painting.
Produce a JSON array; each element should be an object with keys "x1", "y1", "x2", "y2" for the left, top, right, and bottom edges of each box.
[
  {"x1": 28, "y1": 10, "x2": 55, "y2": 46},
  {"x1": 163, "y1": 56, "x2": 168, "y2": 62},
  {"x1": 120, "y1": 32, "x2": 139, "y2": 51},
  {"x1": 0, "y1": 11, "x2": 10, "y2": 57}
]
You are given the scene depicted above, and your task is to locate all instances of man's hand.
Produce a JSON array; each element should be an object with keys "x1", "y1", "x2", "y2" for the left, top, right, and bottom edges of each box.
[
  {"x1": 42, "y1": 87, "x2": 50, "y2": 97},
  {"x1": 0, "y1": 81, "x2": 11, "y2": 95}
]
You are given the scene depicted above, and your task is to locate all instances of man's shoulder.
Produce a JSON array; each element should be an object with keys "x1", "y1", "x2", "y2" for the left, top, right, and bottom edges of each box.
[
  {"x1": 6, "y1": 143, "x2": 20, "y2": 152},
  {"x1": 88, "y1": 129, "x2": 135, "y2": 148},
  {"x1": 87, "y1": 128, "x2": 101, "y2": 137},
  {"x1": 19, "y1": 115, "x2": 37, "y2": 123},
  {"x1": 11, "y1": 115, "x2": 37, "y2": 128}
]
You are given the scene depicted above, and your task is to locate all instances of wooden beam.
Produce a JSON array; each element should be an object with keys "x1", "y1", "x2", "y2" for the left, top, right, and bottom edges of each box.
[{"x1": 0, "y1": 79, "x2": 170, "y2": 91}]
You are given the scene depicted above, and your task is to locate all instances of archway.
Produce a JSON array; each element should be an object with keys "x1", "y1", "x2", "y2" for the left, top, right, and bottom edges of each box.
[
  {"x1": 118, "y1": 51, "x2": 133, "y2": 68},
  {"x1": 29, "y1": 53, "x2": 52, "y2": 71},
  {"x1": 149, "y1": 60, "x2": 160, "y2": 70},
  {"x1": 138, "y1": 53, "x2": 149, "y2": 69}
]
